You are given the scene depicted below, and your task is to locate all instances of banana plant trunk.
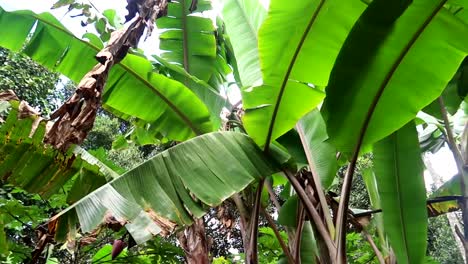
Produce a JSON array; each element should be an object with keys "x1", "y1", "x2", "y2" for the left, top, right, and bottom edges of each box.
[{"x1": 177, "y1": 218, "x2": 211, "y2": 264}]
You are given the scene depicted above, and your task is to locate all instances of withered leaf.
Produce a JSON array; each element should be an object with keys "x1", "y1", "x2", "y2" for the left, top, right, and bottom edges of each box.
[{"x1": 125, "y1": 0, "x2": 144, "y2": 22}]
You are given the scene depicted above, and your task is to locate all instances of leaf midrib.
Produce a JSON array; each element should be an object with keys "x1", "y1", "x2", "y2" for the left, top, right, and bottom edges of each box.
[
  {"x1": 352, "y1": 0, "x2": 447, "y2": 151},
  {"x1": 263, "y1": 0, "x2": 326, "y2": 151},
  {"x1": 26, "y1": 11, "x2": 203, "y2": 136},
  {"x1": 233, "y1": 0, "x2": 259, "y2": 39},
  {"x1": 391, "y1": 132, "x2": 411, "y2": 263}
]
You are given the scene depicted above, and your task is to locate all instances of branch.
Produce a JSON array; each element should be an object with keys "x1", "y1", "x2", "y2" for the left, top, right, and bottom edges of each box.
[
  {"x1": 247, "y1": 179, "x2": 265, "y2": 264},
  {"x1": 231, "y1": 193, "x2": 249, "y2": 248},
  {"x1": 284, "y1": 169, "x2": 336, "y2": 259},
  {"x1": 362, "y1": 230, "x2": 385, "y2": 264},
  {"x1": 296, "y1": 124, "x2": 335, "y2": 238},
  {"x1": 344, "y1": 195, "x2": 463, "y2": 218},
  {"x1": 335, "y1": 153, "x2": 359, "y2": 263},
  {"x1": 265, "y1": 178, "x2": 281, "y2": 211},
  {"x1": 438, "y1": 96, "x2": 468, "y2": 258},
  {"x1": 294, "y1": 204, "x2": 305, "y2": 263},
  {"x1": 5, "y1": 210, "x2": 32, "y2": 230},
  {"x1": 438, "y1": 97, "x2": 465, "y2": 170},
  {"x1": 231, "y1": 193, "x2": 249, "y2": 223},
  {"x1": 260, "y1": 206, "x2": 295, "y2": 264}
]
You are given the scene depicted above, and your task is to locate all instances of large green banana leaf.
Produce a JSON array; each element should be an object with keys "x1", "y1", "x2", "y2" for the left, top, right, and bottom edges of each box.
[
  {"x1": 0, "y1": 101, "x2": 117, "y2": 199},
  {"x1": 0, "y1": 6, "x2": 219, "y2": 141},
  {"x1": 50, "y1": 132, "x2": 278, "y2": 244},
  {"x1": 220, "y1": 0, "x2": 266, "y2": 87},
  {"x1": 160, "y1": 0, "x2": 233, "y2": 93},
  {"x1": 323, "y1": 0, "x2": 468, "y2": 152},
  {"x1": 156, "y1": 0, "x2": 217, "y2": 82},
  {"x1": 374, "y1": 122, "x2": 427, "y2": 264},
  {"x1": 242, "y1": 0, "x2": 367, "y2": 148}
]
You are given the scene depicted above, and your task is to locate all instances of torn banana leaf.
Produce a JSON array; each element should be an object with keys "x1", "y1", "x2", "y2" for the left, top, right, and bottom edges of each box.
[
  {"x1": 49, "y1": 132, "x2": 278, "y2": 244},
  {"x1": 0, "y1": 6, "x2": 221, "y2": 141},
  {"x1": 428, "y1": 174, "x2": 462, "y2": 216},
  {"x1": 156, "y1": 0, "x2": 217, "y2": 82},
  {"x1": 0, "y1": 100, "x2": 119, "y2": 199}
]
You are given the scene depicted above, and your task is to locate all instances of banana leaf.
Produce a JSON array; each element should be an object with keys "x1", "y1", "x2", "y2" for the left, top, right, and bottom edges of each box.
[
  {"x1": 242, "y1": 0, "x2": 366, "y2": 148},
  {"x1": 220, "y1": 0, "x2": 266, "y2": 87},
  {"x1": 0, "y1": 100, "x2": 118, "y2": 199},
  {"x1": 156, "y1": 0, "x2": 217, "y2": 82},
  {"x1": 374, "y1": 122, "x2": 427, "y2": 264},
  {"x1": 296, "y1": 109, "x2": 338, "y2": 189},
  {"x1": 428, "y1": 174, "x2": 462, "y2": 216},
  {"x1": 152, "y1": 55, "x2": 226, "y2": 129},
  {"x1": 50, "y1": 131, "x2": 278, "y2": 244},
  {"x1": 0, "y1": 6, "x2": 220, "y2": 141},
  {"x1": 323, "y1": 0, "x2": 468, "y2": 152}
]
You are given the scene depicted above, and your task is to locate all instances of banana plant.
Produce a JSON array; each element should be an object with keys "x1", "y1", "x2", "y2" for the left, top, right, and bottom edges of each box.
[{"x1": 3, "y1": 0, "x2": 468, "y2": 263}]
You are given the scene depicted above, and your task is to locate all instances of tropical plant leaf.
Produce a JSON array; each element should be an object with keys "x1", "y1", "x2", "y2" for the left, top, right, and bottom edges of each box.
[
  {"x1": 300, "y1": 221, "x2": 319, "y2": 264},
  {"x1": 431, "y1": 174, "x2": 461, "y2": 197},
  {"x1": 276, "y1": 130, "x2": 308, "y2": 168},
  {"x1": 210, "y1": 17, "x2": 236, "y2": 92},
  {"x1": 0, "y1": 6, "x2": 218, "y2": 141},
  {"x1": 50, "y1": 132, "x2": 277, "y2": 244},
  {"x1": 0, "y1": 101, "x2": 117, "y2": 200},
  {"x1": 277, "y1": 197, "x2": 319, "y2": 262},
  {"x1": 51, "y1": 0, "x2": 76, "y2": 9},
  {"x1": 242, "y1": 0, "x2": 367, "y2": 148},
  {"x1": 156, "y1": 0, "x2": 216, "y2": 81},
  {"x1": 278, "y1": 195, "x2": 298, "y2": 227},
  {"x1": 418, "y1": 123, "x2": 445, "y2": 153},
  {"x1": 152, "y1": 55, "x2": 226, "y2": 128},
  {"x1": 458, "y1": 59, "x2": 468, "y2": 99},
  {"x1": 361, "y1": 167, "x2": 387, "y2": 254},
  {"x1": 157, "y1": 3, "x2": 231, "y2": 98},
  {"x1": 275, "y1": 110, "x2": 338, "y2": 241},
  {"x1": 423, "y1": 65, "x2": 466, "y2": 118},
  {"x1": 374, "y1": 122, "x2": 427, "y2": 264},
  {"x1": 428, "y1": 174, "x2": 462, "y2": 216},
  {"x1": 323, "y1": 0, "x2": 468, "y2": 152},
  {"x1": 446, "y1": 0, "x2": 468, "y2": 26},
  {"x1": 220, "y1": 0, "x2": 266, "y2": 87},
  {"x1": 92, "y1": 244, "x2": 127, "y2": 262},
  {"x1": 296, "y1": 109, "x2": 338, "y2": 189}
]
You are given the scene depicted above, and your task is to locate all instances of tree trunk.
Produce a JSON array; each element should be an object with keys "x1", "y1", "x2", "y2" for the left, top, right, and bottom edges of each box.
[
  {"x1": 231, "y1": 193, "x2": 254, "y2": 263},
  {"x1": 177, "y1": 218, "x2": 210, "y2": 264}
]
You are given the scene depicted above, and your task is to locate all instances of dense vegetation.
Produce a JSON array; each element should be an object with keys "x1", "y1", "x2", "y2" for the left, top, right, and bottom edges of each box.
[{"x1": 0, "y1": 0, "x2": 467, "y2": 263}]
